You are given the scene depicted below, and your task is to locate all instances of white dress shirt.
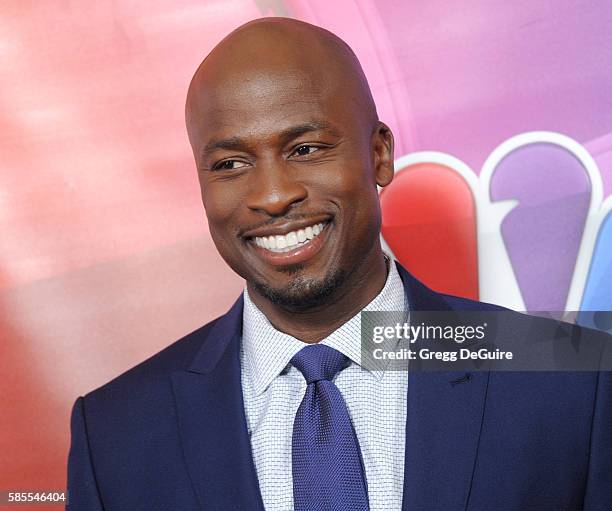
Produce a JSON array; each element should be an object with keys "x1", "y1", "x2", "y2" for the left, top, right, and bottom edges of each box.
[{"x1": 240, "y1": 257, "x2": 408, "y2": 511}]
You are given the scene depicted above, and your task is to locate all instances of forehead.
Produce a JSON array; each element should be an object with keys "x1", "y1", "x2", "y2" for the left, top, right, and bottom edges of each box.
[{"x1": 188, "y1": 65, "x2": 359, "y2": 146}]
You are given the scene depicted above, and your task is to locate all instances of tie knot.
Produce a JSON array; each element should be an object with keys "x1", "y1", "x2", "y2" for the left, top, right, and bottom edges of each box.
[{"x1": 291, "y1": 345, "x2": 349, "y2": 384}]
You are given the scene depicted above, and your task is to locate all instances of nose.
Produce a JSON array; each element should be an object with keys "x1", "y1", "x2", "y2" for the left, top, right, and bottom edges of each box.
[{"x1": 245, "y1": 159, "x2": 307, "y2": 216}]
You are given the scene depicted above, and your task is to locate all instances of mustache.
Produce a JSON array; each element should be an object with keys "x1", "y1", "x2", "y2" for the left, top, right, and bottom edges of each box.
[{"x1": 238, "y1": 213, "x2": 329, "y2": 237}]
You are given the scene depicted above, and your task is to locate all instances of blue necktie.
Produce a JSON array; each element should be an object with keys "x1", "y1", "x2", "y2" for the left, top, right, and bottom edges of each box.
[{"x1": 291, "y1": 344, "x2": 369, "y2": 511}]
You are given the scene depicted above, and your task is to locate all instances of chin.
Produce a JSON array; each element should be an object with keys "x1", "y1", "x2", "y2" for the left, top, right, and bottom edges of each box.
[{"x1": 251, "y1": 266, "x2": 348, "y2": 309}]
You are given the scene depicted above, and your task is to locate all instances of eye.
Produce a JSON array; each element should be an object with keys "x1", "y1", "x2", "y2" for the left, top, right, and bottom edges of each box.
[
  {"x1": 213, "y1": 159, "x2": 249, "y2": 171},
  {"x1": 291, "y1": 145, "x2": 320, "y2": 157}
]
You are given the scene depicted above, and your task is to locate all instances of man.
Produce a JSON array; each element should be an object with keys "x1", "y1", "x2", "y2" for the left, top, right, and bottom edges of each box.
[{"x1": 67, "y1": 18, "x2": 611, "y2": 510}]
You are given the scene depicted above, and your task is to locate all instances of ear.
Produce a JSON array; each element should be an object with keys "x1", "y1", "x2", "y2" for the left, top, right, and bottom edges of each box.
[{"x1": 372, "y1": 121, "x2": 394, "y2": 187}]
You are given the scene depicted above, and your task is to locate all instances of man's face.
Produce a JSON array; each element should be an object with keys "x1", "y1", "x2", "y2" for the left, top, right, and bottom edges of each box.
[{"x1": 188, "y1": 65, "x2": 392, "y2": 308}]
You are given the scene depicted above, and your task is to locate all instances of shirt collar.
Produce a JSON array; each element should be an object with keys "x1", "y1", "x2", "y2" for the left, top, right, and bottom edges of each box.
[{"x1": 242, "y1": 254, "x2": 407, "y2": 395}]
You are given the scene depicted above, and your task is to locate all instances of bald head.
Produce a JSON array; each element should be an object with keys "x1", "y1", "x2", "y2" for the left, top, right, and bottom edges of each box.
[
  {"x1": 183, "y1": 17, "x2": 395, "y2": 313},
  {"x1": 185, "y1": 18, "x2": 378, "y2": 147}
]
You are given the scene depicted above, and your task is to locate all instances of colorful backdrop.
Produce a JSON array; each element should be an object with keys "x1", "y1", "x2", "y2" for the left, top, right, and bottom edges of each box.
[{"x1": 2, "y1": 0, "x2": 611, "y2": 506}]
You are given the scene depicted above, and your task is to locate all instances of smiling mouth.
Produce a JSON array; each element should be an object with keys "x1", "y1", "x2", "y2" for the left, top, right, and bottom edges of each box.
[
  {"x1": 252, "y1": 221, "x2": 328, "y2": 252},
  {"x1": 248, "y1": 220, "x2": 331, "y2": 266}
]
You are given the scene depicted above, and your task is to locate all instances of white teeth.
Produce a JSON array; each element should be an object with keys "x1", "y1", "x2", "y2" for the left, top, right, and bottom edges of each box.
[
  {"x1": 286, "y1": 231, "x2": 298, "y2": 246},
  {"x1": 253, "y1": 222, "x2": 328, "y2": 253}
]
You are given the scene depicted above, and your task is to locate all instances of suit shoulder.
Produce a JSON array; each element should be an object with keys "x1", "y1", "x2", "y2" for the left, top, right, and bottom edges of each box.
[
  {"x1": 437, "y1": 291, "x2": 510, "y2": 312},
  {"x1": 438, "y1": 291, "x2": 610, "y2": 337}
]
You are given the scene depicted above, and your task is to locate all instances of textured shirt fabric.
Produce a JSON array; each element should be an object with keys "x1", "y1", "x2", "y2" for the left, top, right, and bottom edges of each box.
[{"x1": 240, "y1": 258, "x2": 409, "y2": 511}]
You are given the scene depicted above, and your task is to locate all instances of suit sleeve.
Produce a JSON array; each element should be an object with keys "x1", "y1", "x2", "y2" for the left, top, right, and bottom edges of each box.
[
  {"x1": 583, "y1": 371, "x2": 612, "y2": 510},
  {"x1": 66, "y1": 396, "x2": 105, "y2": 511}
]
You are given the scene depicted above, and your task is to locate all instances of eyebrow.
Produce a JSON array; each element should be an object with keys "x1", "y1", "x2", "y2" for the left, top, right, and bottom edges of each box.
[{"x1": 200, "y1": 121, "x2": 340, "y2": 160}]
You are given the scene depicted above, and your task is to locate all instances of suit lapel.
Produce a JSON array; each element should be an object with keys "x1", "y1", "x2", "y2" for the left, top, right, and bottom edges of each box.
[
  {"x1": 171, "y1": 295, "x2": 265, "y2": 511},
  {"x1": 397, "y1": 263, "x2": 489, "y2": 510}
]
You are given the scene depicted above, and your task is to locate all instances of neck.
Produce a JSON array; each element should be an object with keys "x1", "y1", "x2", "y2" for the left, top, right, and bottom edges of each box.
[{"x1": 248, "y1": 248, "x2": 389, "y2": 343}]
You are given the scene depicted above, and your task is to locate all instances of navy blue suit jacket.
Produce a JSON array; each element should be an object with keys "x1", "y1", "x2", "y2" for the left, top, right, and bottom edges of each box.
[{"x1": 67, "y1": 262, "x2": 612, "y2": 510}]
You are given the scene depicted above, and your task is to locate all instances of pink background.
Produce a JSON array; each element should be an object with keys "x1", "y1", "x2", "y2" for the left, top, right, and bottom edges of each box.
[{"x1": 1, "y1": 0, "x2": 611, "y2": 502}]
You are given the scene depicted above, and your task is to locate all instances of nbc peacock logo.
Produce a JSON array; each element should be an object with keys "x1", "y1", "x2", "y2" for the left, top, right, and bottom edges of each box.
[{"x1": 380, "y1": 131, "x2": 612, "y2": 332}]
